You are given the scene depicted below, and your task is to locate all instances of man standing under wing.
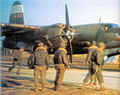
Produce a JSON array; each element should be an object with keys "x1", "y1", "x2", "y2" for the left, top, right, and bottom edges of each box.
[
  {"x1": 81, "y1": 42, "x2": 106, "y2": 90},
  {"x1": 53, "y1": 42, "x2": 70, "y2": 91},
  {"x1": 86, "y1": 41, "x2": 98, "y2": 86},
  {"x1": 8, "y1": 47, "x2": 24, "y2": 75},
  {"x1": 33, "y1": 42, "x2": 49, "y2": 92}
]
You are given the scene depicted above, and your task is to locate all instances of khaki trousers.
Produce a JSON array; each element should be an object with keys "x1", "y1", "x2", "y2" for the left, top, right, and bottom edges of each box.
[
  {"x1": 9, "y1": 60, "x2": 22, "y2": 74},
  {"x1": 54, "y1": 64, "x2": 66, "y2": 90},
  {"x1": 84, "y1": 63, "x2": 103, "y2": 84},
  {"x1": 34, "y1": 65, "x2": 47, "y2": 90}
]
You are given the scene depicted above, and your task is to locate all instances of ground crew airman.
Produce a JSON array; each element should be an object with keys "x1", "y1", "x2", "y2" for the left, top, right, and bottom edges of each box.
[
  {"x1": 53, "y1": 42, "x2": 70, "y2": 91},
  {"x1": 81, "y1": 42, "x2": 106, "y2": 90},
  {"x1": 33, "y1": 42, "x2": 49, "y2": 92},
  {"x1": 86, "y1": 41, "x2": 98, "y2": 86},
  {"x1": 8, "y1": 47, "x2": 24, "y2": 75}
]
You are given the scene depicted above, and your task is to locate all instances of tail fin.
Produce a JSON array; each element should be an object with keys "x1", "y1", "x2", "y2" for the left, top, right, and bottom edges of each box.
[
  {"x1": 99, "y1": 16, "x2": 101, "y2": 23},
  {"x1": 9, "y1": 1, "x2": 25, "y2": 25}
]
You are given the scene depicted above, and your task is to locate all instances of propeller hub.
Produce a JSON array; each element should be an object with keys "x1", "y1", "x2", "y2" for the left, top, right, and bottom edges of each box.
[
  {"x1": 66, "y1": 30, "x2": 75, "y2": 39},
  {"x1": 60, "y1": 25, "x2": 75, "y2": 42}
]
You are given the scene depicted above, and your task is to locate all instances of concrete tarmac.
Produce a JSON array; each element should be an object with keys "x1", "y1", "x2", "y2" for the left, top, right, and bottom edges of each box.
[{"x1": 47, "y1": 69, "x2": 120, "y2": 90}]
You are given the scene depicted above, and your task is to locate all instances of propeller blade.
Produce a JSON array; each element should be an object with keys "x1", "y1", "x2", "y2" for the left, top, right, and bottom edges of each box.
[
  {"x1": 68, "y1": 38, "x2": 73, "y2": 63},
  {"x1": 65, "y1": 4, "x2": 70, "y2": 28},
  {"x1": 65, "y1": 4, "x2": 73, "y2": 63}
]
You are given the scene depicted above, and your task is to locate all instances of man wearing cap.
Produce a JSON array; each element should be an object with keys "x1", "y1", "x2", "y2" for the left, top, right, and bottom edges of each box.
[
  {"x1": 81, "y1": 42, "x2": 106, "y2": 90},
  {"x1": 53, "y1": 42, "x2": 70, "y2": 91},
  {"x1": 85, "y1": 41, "x2": 98, "y2": 86},
  {"x1": 8, "y1": 47, "x2": 24, "y2": 75},
  {"x1": 33, "y1": 42, "x2": 49, "y2": 92}
]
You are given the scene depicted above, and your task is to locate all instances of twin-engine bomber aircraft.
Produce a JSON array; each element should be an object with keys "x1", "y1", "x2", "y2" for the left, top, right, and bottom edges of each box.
[{"x1": 1, "y1": 1, "x2": 120, "y2": 63}]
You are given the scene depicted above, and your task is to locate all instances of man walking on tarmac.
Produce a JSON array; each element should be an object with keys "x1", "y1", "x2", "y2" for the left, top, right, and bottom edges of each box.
[
  {"x1": 8, "y1": 47, "x2": 24, "y2": 75},
  {"x1": 33, "y1": 42, "x2": 49, "y2": 92},
  {"x1": 81, "y1": 42, "x2": 106, "y2": 90},
  {"x1": 53, "y1": 42, "x2": 70, "y2": 91},
  {"x1": 86, "y1": 41, "x2": 98, "y2": 86}
]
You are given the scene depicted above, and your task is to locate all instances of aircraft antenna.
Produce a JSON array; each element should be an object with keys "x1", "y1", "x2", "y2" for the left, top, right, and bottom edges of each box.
[{"x1": 99, "y1": 16, "x2": 101, "y2": 23}]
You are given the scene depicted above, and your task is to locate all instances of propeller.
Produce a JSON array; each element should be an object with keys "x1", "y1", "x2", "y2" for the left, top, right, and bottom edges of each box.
[
  {"x1": 68, "y1": 38, "x2": 73, "y2": 63},
  {"x1": 65, "y1": 4, "x2": 70, "y2": 29},
  {"x1": 65, "y1": 4, "x2": 73, "y2": 63}
]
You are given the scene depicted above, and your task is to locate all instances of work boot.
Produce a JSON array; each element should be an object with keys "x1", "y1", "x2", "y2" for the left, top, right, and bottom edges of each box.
[
  {"x1": 81, "y1": 82, "x2": 86, "y2": 89},
  {"x1": 53, "y1": 86, "x2": 56, "y2": 90},
  {"x1": 55, "y1": 85, "x2": 61, "y2": 91},
  {"x1": 42, "y1": 89, "x2": 45, "y2": 91},
  {"x1": 41, "y1": 84, "x2": 45, "y2": 91},
  {"x1": 96, "y1": 87, "x2": 107, "y2": 91},
  {"x1": 35, "y1": 88, "x2": 39, "y2": 92},
  {"x1": 55, "y1": 87, "x2": 60, "y2": 91},
  {"x1": 55, "y1": 88, "x2": 63, "y2": 91},
  {"x1": 100, "y1": 87, "x2": 107, "y2": 91},
  {"x1": 41, "y1": 88, "x2": 45, "y2": 91},
  {"x1": 100, "y1": 83, "x2": 107, "y2": 91}
]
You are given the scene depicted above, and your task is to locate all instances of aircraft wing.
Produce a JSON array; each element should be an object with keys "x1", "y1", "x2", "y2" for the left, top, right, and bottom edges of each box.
[
  {"x1": 1, "y1": 24, "x2": 41, "y2": 35},
  {"x1": 1, "y1": 23, "x2": 75, "y2": 51},
  {"x1": 103, "y1": 48, "x2": 120, "y2": 57}
]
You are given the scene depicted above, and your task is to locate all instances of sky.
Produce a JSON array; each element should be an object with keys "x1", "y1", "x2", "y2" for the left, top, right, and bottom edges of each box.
[{"x1": 0, "y1": 0, "x2": 120, "y2": 26}]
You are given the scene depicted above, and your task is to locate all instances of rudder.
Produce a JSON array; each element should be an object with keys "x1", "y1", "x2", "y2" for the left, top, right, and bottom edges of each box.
[{"x1": 9, "y1": 1, "x2": 25, "y2": 25}]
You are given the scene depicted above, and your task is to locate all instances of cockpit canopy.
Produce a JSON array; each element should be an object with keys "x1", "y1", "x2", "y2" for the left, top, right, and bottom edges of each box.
[{"x1": 102, "y1": 23, "x2": 119, "y2": 31}]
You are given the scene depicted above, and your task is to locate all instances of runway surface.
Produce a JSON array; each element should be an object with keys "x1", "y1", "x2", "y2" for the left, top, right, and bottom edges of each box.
[
  {"x1": 1, "y1": 62, "x2": 120, "y2": 90},
  {"x1": 47, "y1": 69, "x2": 120, "y2": 90}
]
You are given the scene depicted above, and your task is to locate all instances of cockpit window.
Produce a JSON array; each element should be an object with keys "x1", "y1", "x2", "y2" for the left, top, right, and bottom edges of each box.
[
  {"x1": 102, "y1": 25, "x2": 108, "y2": 31},
  {"x1": 111, "y1": 24, "x2": 119, "y2": 28},
  {"x1": 102, "y1": 23, "x2": 119, "y2": 31}
]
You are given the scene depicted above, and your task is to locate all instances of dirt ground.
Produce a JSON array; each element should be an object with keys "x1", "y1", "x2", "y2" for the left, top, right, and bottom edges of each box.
[
  {"x1": 1, "y1": 75, "x2": 120, "y2": 95},
  {"x1": 1, "y1": 62, "x2": 120, "y2": 95}
]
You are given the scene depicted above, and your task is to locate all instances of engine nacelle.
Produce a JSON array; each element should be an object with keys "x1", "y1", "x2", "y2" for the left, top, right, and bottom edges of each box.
[{"x1": 79, "y1": 41, "x2": 90, "y2": 47}]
